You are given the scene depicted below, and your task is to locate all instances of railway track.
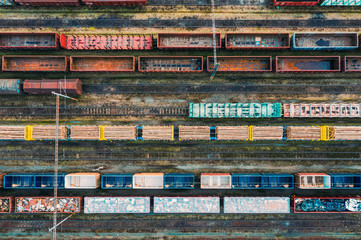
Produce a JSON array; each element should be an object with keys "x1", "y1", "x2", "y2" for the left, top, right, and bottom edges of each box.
[
  {"x1": 0, "y1": 106, "x2": 188, "y2": 116},
  {"x1": 85, "y1": 84, "x2": 361, "y2": 94},
  {"x1": 1, "y1": 18, "x2": 361, "y2": 28},
  {"x1": 1, "y1": 219, "x2": 360, "y2": 230},
  {"x1": 1, "y1": 150, "x2": 360, "y2": 161}
]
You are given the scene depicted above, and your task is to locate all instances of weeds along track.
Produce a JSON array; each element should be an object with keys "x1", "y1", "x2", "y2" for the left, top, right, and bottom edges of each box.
[
  {"x1": 84, "y1": 84, "x2": 361, "y2": 94},
  {"x1": 0, "y1": 106, "x2": 188, "y2": 116}
]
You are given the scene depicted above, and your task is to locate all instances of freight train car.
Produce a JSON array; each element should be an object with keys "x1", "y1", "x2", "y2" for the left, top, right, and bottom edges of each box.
[
  {"x1": 138, "y1": 56, "x2": 203, "y2": 73},
  {"x1": 207, "y1": 56, "x2": 272, "y2": 72},
  {"x1": 14, "y1": 0, "x2": 80, "y2": 6},
  {"x1": 1, "y1": 124, "x2": 361, "y2": 141},
  {"x1": 189, "y1": 103, "x2": 283, "y2": 118},
  {"x1": 0, "y1": 32, "x2": 58, "y2": 50},
  {"x1": 292, "y1": 33, "x2": 358, "y2": 50},
  {"x1": 60, "y1": 34, "x2": 152, "y2": 50},
  {"x1": 224, "y1": 197, "x2": 290, "y2": 214},
  {"x1": 4, "y1": 173, "x2": 359, "y2": 190},
  {"x1": 81, "y1": 0, "x2": 147, "y2": 6},
  {"x1": 225, "y1": 33, "x2": 290, "y2": 50},
  {"x1": 273, "y1": 0, "x2": 320, "y2": 6},
  {"x1": 320, "y1": 0, "x2": 360, "y2": 6},
  {"x1": 275, "y1": 56, "x2": 341, "y2": 72},
  {"x1": 2, "y1": 55, "x2": 67, "y2": 72},
  {"x1": 0, "y1": 0, "x2": 15, "y2": 5},
  {"x1": 283, "y1": 103, "x2": 361, "y2": 118},
  {"x1": 84, "y1": 197, "x2": 150, "y2": 214},
  {"x1": 0, "y1": 79, "x2": 82, "y2": 95},
  {"x1": 23, "y1": 79, "x2": 82, "y2": 95},
  {"x1": 70, "y1": 56, "x2": 135, "y2": 72},
  {"x1": 15, "y1": 197, "x2": 81, "y2": 213},
  {"x1": 154, "y1": 197, "x2": 220, "y2": 213},
  {"x1": 294, "y1": 197, "x2": 361, "y2": 213},
  {"x1": 157, "y1": 33, "x2": 221, "y2": 49},
  {"x1": 2, "y1": 196, "x2": 361, "y2": 214},
  {"x1": 344, "y1": 56, "x2": 361, "y2": 72},
  {"x1": 0, "y1": 197, "x2": 12, "y2": 213}
]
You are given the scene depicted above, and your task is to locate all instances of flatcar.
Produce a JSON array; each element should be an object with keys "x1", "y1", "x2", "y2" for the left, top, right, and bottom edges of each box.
[{"x1": 0, "y1": 124, "x2": 361, "y2": 141}]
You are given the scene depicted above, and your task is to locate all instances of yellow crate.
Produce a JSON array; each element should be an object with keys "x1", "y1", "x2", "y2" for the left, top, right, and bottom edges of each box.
[
  {"x1": 99, "y1": 125, "x2": 106, "y2": 141},
  {"x1": 248, "y1": 126, "x2": 253, "y2": 141},
  {"x1": 320, "y1": 126, "x2": 330, "y2": 141},
  {"x1": 171, "y1": 126, "x2": 174, "y2": 141},
  {"x1": 24, "y1": 125, "x2": 35, "y2": 141}
]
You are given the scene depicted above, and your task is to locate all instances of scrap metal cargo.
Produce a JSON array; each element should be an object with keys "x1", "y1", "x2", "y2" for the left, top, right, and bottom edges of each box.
[
  {"x1": 154, "y1": 197, "x2": 220, "y2": 213},
  {"x1": 224, "y1": 197, "x2": 290, "y2": 214},
  {"x1": 15, "y1": 197, "x2": 81, "y2": 213},
  {"x1": 84, "y1": 197, "x2": 150, "y2": 214}
]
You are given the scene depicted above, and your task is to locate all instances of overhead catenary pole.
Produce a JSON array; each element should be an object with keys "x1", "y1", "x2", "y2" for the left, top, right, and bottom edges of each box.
[
  {"x1": 51, "y1": 91, "x2": 77, "y2": 240},
  {"x1": 210, "y1": 0, "x2": 220, "y2": 81}
]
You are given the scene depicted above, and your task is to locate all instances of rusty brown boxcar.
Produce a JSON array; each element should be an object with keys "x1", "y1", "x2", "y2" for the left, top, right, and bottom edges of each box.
[
  {"x1": 2, "y1": 55, "x2": 67, "y2": 72},
  {"x1": 207, "y1": 56, "x2": 272, "y2": 72},
  {"x1": 0, "y1": 32, "x2": 58, "y2": 50},
  {"x1": 70, "y1": 56, "x2": 135, "y2": 72},
  {"x1": 23, "y1": 79, "x2": 82, "y2": 95},
  {"x1": 81, "y1": 0, "x2": 147, "y2": 6},
  {"x1": 14, "y1": 0, "x2": 80, "y2": 6}
]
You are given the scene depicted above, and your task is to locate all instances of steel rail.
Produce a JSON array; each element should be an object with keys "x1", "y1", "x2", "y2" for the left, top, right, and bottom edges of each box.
[
  {"x1": 84, "y1": 84, "x2": 361, "y2": 94},
  {"x1": 1, "y1": 219, "x2": 361, "y2": 230},
  {"x1": 0, "y1": 106, "x2": 188, "y2": 116},
  {"x1": 0, "y1": 151, "x2": 360, "y2": 161}
]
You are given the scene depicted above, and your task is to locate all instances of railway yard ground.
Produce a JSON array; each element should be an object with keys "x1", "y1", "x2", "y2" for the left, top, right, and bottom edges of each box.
[{"x1": 1, "y1": 1, "x2": 361, "y2": 240}]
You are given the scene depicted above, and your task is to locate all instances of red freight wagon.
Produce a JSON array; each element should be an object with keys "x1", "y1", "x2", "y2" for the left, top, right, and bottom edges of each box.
[
  {"x1": 81, "y1": 0, "x2": 147, "y2": 6},
  {"x1": 0, "y1": 197, "x2": 12, "y2": 213},
  {"x1": 138, "y1": 56, "x2": 203, "y2": 73},
  {"x1": 23, "y1": 79, "x2": 82, "y2": 96},
  {"x1": 14, "y1": 0, "x2": 80, "y2": 6},
  {"x1": 294, "y1": 197, "x2": 361, "y2": 213},
  {"x1": 275, "y1": 56, "x2": 341, "y2": 73},
  {"x1": 344, "y1": 56, "x2": 361, "y2": 72},
  {"x1": 15, "y1": 197, "x2": 82, "y2": 213},
  {"x1": 273, "y1": 0, "x2": 319, "y2": 6},
  {"x1": 225, "y1": 33, "x2": 290, "y2": 50},
  {"x1": 0, "y1": 32, "x2": 58, "y2": 50},
  {"x1": 157, "y1": 33, "x2": 221, "y2": 49},
  {"x1": 207, "y1": 56, "x2": 272, "y2": 72},
  {"x1": 60, "y1": 34, "x2": 153, "y2": 50},
  {"x1": 2, "y1": 55, "x2": 67, "y2": 72},
  {"x1": 70, "y1": 56, "x2": 135, "y2": 72}
]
